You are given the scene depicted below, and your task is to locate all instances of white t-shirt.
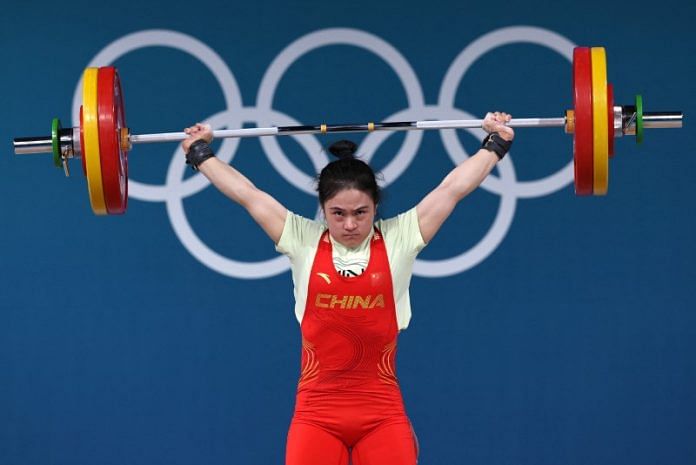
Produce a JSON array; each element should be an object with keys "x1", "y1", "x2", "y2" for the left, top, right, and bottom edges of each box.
[{"x1": 275, "y1": 207, "x2": 426, "y2": 330}]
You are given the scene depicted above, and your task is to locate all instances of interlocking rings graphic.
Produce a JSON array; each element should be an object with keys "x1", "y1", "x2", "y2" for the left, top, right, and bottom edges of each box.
[{"x1": 72, "y1": 26, "x2": 576, "y2": 279}]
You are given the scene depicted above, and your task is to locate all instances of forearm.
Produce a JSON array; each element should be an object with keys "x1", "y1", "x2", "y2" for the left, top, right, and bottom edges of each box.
[
  {"x1": 197, "y1": 157, "x2": 258, "y2": 208},
  {"x1": 439, "y1": 148, "x2": 499, "y2": 201}
]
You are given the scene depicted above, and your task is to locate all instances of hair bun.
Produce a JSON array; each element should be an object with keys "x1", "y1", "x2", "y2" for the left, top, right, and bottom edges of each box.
[{"x1": 328, "y1": 139, "x2": 358, "y2": 160}]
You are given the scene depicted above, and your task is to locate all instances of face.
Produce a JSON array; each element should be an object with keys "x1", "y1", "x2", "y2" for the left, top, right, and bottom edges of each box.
[{"x1": 322, "y1": 188, "x2": 376, "y2": 248}]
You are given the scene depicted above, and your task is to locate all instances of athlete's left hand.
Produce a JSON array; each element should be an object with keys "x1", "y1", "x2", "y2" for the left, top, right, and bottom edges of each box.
[
  {"x1": 482, "y1": 112, "x2": 514, "y2": 141},
  {"x1": 182, "y1": 123, "x2": 214, "y2": 153}
]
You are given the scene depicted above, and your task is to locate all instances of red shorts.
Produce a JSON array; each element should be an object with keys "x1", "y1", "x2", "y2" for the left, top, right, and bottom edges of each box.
[{"x1": 286, "y1": 415, "x2": 418, "y2": 465}]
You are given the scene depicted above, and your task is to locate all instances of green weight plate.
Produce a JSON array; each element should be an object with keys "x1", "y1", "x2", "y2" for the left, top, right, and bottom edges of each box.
[
  {"x1": 636, "y1": 94, "x2": 644, "y2": 144},
  {"x1": 51, "y1": 118, "x2": 62, "y2": 168}
]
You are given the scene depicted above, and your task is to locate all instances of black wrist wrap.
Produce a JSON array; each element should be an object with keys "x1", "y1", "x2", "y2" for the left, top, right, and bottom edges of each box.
[
  {"x1": 186, "y1": 139, "x2": 216, "y2": 170},
  {"x1": 482, "y1": 132, "x2": 512, "y2": 160}
]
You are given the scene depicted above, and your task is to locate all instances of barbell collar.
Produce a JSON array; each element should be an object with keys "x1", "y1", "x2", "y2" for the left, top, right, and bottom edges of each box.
[
  {"x1": 14, "y1": 128, "x2": 81, "y2": 158},
  {"x1": 614, "y1": 106, "x2": 624, "y2": 138}
]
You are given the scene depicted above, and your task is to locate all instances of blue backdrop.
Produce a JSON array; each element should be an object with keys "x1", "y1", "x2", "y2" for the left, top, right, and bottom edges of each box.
[{"x1": 2, "y1": 1, "x2": 694, "y2": 464}]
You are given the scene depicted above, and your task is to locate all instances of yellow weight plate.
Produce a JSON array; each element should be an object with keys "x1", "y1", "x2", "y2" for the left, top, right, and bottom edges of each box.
[
  {"x1": 82, "y1": 67, "x2": 107, "y2": 215},
  {"x1": 591, "y1": 47, "x2": 609, "y2": 195}
]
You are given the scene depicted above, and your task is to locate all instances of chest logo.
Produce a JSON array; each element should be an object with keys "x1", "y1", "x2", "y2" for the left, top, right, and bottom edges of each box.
[
  {"x1": 315, "y1": 293, "x2": 385, "y2": 310},
  {"x1": 316, "y1": 272, "x2": 332, "y2": 284}
]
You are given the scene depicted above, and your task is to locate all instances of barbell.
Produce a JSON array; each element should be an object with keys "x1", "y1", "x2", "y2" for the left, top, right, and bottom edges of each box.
[{"x1": 13, "y1": 46, "x2": 683, "y2": 215}]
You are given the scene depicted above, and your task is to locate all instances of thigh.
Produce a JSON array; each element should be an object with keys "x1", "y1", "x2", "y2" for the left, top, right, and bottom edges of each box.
[
  {"x1": 351, "y1": 420, "x2": 418, "y2": 465},
  {"x1": 286, "y1": 421, "x2": 349, "y2": 465}
]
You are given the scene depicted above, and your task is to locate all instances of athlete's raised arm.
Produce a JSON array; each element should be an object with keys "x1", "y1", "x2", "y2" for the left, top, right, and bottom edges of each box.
[
  {"x1": 181, "y1": 123, "x2": 287, "y2": 244},
  {"x1": 416, "y1": 112, "x2": 514, "y2": 244}
]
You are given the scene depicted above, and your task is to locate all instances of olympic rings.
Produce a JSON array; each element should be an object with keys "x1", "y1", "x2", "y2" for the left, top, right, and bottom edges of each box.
[{"x1": 74, "y1": 26, "x2": 576, "y2": 279}]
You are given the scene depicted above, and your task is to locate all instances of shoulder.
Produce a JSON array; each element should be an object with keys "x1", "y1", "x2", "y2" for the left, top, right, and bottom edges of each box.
[
  {"x1": 376, "y1": 207, "x2": 422, "y2": 238},
  {"x1": 375, "y1": 207, "x2": 426, "y2": 255},
  {"x1": 275, "y1": 211, "x2": 326, "y2": 257}
]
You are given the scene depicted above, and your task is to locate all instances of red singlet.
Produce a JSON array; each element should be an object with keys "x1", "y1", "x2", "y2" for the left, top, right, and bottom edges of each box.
[{"x1": 286, "y1": 229, "x2": 418, "y2": 465}]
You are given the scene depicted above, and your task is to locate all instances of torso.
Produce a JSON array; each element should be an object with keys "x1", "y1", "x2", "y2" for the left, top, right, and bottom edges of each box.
[{"x1": 292, "y1": 228, "x2": 407, "y2": 445}]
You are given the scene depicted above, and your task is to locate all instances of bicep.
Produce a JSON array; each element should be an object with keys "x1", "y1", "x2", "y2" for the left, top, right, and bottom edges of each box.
[{"x1": 243, "y1": 187, "x2": 288, "y2": 244}]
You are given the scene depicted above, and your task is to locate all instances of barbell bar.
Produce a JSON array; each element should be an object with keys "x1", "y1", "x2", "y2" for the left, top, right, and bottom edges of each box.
[{"x1": 12, "y1": 46, "x2": 683, "y2": 215}]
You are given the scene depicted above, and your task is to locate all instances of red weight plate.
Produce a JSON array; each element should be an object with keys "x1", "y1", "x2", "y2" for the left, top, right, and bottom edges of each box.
[
  {"x1": 115, "y1": 70, "x2": 129, "y2": 213},
  {"x1": 573, "y1": 47, "x2": 593, "y2": 195},
  {"x1": 607, "y1": 83, "x2": 614, "y2": 158},
  {"x1": 97, "y1": 67, "x2": 128, "y2": 214}
]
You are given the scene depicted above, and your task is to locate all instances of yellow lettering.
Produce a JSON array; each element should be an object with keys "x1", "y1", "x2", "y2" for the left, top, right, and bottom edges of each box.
[
  {"x1": 330, "y1": 294, "x2": 349, "y2": 309},
  {"x1": 354, "y1": 295, "x2": 369, "y2": 309},
  {"x1": 369, "y1": 294, "x2": 385, "y2": 309},
  {"x1": 316, "y1": 293, "x2": 330, "y2": 308},
  {"x1": 316, "y1": 294, "x2": 386, "y2": 310}
]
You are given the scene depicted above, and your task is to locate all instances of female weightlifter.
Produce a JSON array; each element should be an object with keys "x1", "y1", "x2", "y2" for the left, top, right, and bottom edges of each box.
[{"x1": 181, "y1": 111, "x2": 514, "y2": 465}]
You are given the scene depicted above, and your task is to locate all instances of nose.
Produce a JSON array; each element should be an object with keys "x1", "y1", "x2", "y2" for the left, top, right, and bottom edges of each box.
[{"x1": 344, "y1": 218, "x2": 357, "y2": 231}]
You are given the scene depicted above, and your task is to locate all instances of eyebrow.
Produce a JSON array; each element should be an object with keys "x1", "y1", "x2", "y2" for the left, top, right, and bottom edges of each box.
[{"x1": 328, "y1": 205, "x2": 369, "y2": 212}]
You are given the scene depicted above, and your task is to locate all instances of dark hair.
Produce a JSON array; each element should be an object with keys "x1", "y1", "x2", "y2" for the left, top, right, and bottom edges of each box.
[{"x1": 316, "y1": 140, "x2": 381, "y2": 206}]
